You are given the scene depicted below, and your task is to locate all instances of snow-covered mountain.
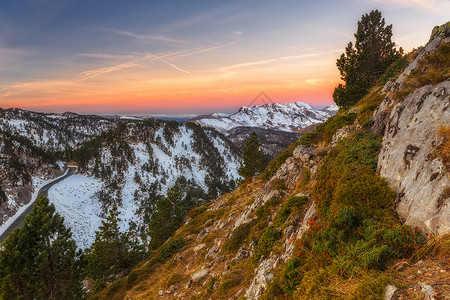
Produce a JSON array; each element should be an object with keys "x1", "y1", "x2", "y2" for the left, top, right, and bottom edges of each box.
[
  {"x1": 48, "y1": 121, "x2": 241, "y2": 248},
  {"x1": 0, "y1": 108, "x2": 117, "y2": 151},
  {"x1": 193, "y1": 102, "x2": 338, "y2": 133},
  {"x1": 0, "y1": 109, "x2": 241, "y2": 248}
]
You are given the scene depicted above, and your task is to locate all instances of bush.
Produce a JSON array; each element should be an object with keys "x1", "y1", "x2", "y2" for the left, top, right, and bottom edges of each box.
[
  {"x1": 271, "y1": 178, "x2": 287, "y2": 190},
  {"x1": 356, "y1": 89, "x2": 384, "y2": 127},
  {"x1": 275, "y1": 196, "x2": 308, "y2": 226},
  {"x1": 187, "y1": 205, "x2": 208, "y2": 219},
  {"x1": 377, "y1": 56, "x2": 409, "y2": 85},
  {"x1": 334, "y1": 170, "x2": 396, "y2": 221},
  {"x1": 217, "y1": 271, "x2": 243, "y2": 295},
  {"x1": 223, "y1": 220, "x2": 255, "y2": 253},
  {"x1": 126, "y1": 270, "x2": 139, "y2": 289},
  {"x1": 254, "y1": 226, "x2": 282, "y2": 263},
  {"x1": 155, "y1": 238, "x2": 186, "y2": 262}
]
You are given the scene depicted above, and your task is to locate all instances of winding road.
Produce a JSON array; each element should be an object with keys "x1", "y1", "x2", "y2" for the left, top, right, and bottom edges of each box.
[{"x1": 0, "y1": 167, "x2": 77, "y2": 241}]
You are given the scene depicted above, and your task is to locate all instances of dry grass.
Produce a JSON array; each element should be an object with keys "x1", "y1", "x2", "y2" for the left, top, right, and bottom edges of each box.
[
  {"x1": 411, "y1": 233, "x2": 450, "y2": 261},
  {"x1": 391, "y1": 42, "x2": 450, "y2": 102},
  {"x1": 436, "y1": 126, "x2": 450, "y2": 171}
]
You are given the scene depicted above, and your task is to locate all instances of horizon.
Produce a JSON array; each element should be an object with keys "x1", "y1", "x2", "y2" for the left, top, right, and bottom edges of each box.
[
  {"x1": 1, "y1": 0, "x2": 448, "y2": 115},
  {"x1": 0, "y1": 98, "x2": 337, "y2": 119}
]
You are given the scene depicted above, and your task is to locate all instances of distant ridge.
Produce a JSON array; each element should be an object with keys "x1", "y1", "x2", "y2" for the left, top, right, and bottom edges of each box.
[{"x1": 193, "y1": 101, "x2": 338, "y2": 133}]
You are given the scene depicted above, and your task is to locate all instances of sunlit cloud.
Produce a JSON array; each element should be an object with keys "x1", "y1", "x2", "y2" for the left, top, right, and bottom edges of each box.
[{"x1": 361, "y1": 0, "x2": 450, "y2": 13}]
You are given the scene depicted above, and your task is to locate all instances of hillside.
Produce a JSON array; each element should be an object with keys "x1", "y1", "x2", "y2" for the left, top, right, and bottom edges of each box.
[
  {"x1": 0, "y1": 112, "x2": 242, "y2": 247},
  {"x1": 93, "y1": 24, "x2": 450, "y2": 299},
  {"x1": 61, "y1": 120, "x2": 242, "y2": 247}
]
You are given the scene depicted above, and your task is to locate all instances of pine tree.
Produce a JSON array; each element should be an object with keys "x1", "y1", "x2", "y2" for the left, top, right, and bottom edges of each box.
[
  {"x1": 148, "y1": 186, "x2": 184, "y2": 250},
  {"x1": 0, "y1": 195, "x2": 84, "y2": 300},
  {"x1": 86, "y1": 205, "x2": 143, "y2": 291},
  {"x1": 333, "y1": 10, "x2": 401, "y2": 108},
  {"x1": 239, "y1": 132, "x2": 265, "y2": 178}
]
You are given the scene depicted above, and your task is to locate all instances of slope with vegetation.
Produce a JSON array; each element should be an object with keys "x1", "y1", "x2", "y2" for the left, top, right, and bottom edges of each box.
[{"x1": 91, "y1": 18, "x2": 450, "y2": 300}]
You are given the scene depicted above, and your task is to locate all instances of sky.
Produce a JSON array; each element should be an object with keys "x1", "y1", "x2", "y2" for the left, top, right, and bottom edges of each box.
[{"x1": 0, "y1": 0, "x2": 448, "y2": 116}]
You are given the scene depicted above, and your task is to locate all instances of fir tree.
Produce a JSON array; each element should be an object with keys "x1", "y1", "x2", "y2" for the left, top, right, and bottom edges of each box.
[
  {"x1": 148, "y1": 185, "x2": 184, "y2": 250},
  {"x1": 333, "y1": 10, "x2": 402, "y2": 108},
  {"x1": 0, "y1": 195, "x2": 84, "y2": 300},
  {"x1": 86, "y1": 205, "x2": 143, "y2": 292},
  {"x1": 239, "y1": 132, "x2": 265, "y2": 178}
]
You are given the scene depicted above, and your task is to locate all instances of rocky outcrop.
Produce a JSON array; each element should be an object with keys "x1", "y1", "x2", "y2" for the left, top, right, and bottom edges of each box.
[
  {"x1": 234, "y1": 145, "x2": 318, "y2": 229},
  {"x1": 377, "y1": 82, "x2": 450, "y2": 235},
  {"x1": 374, "y1": 27, "x2": 450, "y2": 235},
  {"x1": 374, "y1": 28, "x2": 450, "y2": 236}
]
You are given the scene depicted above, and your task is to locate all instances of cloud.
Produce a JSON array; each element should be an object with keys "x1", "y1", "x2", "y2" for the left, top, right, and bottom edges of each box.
[
  {"x1": 361, "y1": 0, "x2": 450, "y2": 13},
  {"x1": 78, "y1": 61, "x2": 139, "y2": 80},
  {"x1": 146, "y1": 53, "x2": 192, "y2": 74},
  {"x1": 107, "y1": 28, "x2": 185, "y2": 44},
  {"x1": 233, "y1": 31, "x2": 243, "y2": 35},
  {"x1": 0, "y1": 39, "x2": 235, "y2": 99},
  {"x1": 77, "y1": 53, "x2": 136, "y2": 60},
  {"x1": 220, "y1": 49, "x2": 342, "y2": 73}
]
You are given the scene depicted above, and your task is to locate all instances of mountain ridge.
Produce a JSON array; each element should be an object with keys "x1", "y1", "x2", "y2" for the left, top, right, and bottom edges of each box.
[{"x1": 193, "y1": 101, "x2": 338, "y2": 134}]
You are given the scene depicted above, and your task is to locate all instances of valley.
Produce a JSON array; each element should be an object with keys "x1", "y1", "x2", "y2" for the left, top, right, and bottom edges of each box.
[{"x1": 0, "y1": 101, "x2": 332, "y2": 248}]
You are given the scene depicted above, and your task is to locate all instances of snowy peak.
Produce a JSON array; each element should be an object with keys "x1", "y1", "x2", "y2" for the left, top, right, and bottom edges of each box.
[{"x1": 194, "y1": 101, "x2": 337, "y2": 133}]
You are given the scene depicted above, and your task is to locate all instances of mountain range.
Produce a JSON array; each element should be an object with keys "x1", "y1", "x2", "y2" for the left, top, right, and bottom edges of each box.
[{"x1": 192, "y1": 102, "x2": 338, "y2": 133}]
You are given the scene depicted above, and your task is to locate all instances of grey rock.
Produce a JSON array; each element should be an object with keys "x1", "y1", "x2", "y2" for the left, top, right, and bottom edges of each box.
[
  {"x1": 293, "y1": 145, "x2": 316, "y2": 163},
  {"x1": 378, "y1": 82, "x2": 450, "y2": 235},
  {"x1": 193, "y1": 243, "x2": 206, "y2": 254},
  {"x1": 384, "y1": 284, "x2": 398, "y2": 300},
  {"x1": 191, "y1": 269, "x2": 209, "y2": 283},
  {"x1": 330, "y1": 125, "x2": 359, "y2": 147},
  {"x1": 419, "y1": 282, "x2": 436, "y2": 300},
  {"x1": 245, "y1": 256, "x2": 280, "y2": 299},
  {"x1": 232, "y1": 246, "x2": 250, "y2": 263},
  {"x1": 205, "y1": 239, "x2": 222, "y2": 259}
]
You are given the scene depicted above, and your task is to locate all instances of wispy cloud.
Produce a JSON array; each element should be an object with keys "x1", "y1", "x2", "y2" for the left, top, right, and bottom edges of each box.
[
  {"x1": 77, "y1": 53, "x2": 136, "y2": 60},
  {"x1": 107, "y1": 28, "x2": 185, "y2": 44},
  {"x1": 0, "y1": 41, "x2": 235, "y2": 97},
  {"x1": 146, "y1": 53, "x2": 192, "y2": 74},
  {"x1": 78, "y1": 61, "x2": 140, "y2": 80},
  {"x1": 220, "y1": 49, "x2": 342, "y2": 73},
  {"x1": 361, "y1": 0, "x2": 450, "y2": 13}
]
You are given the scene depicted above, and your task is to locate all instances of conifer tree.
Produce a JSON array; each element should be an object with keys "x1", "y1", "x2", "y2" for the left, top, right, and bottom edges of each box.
[
  {"x1": 333, "y1": 10, "x2": 401, "y2": 108},
  {"x1": 239, "y1": 132, "x2": 265, "y2": 178},
  {"x1": 148, "y1": 185, "x2": 184, "y2": 250},
  {"x1": 86, "y1": 205, "x2": 143, "y2": 291},
  {"x1": 0, "y1": 195, "x2": 84, "y2": 300}
]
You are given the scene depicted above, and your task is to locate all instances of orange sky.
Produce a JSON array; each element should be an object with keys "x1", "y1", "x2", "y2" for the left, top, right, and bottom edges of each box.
[{"x1": 1, "y1": 0, "x2": 448, "y2": 116}]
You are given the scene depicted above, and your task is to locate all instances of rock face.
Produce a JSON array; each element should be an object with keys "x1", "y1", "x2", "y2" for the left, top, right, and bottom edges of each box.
[
  {"x1": 375, "y1": 30, "x2": 450, "y2": 235},
  {"x1": 377, "y1": 82, "x2": 450, "y2": 235}
]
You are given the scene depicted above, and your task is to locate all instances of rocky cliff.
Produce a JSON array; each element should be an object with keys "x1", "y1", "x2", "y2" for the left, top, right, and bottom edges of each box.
[{"x1": 374, "y1": 26, "x2": 450, "y2": 235}]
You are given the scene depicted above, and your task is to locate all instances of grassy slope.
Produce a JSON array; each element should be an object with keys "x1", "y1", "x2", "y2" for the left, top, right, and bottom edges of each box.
[{"x1": 92, "y1": 42, "x2": 450, "y2": 300}]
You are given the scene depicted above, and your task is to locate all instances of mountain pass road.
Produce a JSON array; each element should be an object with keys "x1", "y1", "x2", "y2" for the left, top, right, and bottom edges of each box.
[{"x1": 0, "y1": 167, "x2": 77, "y2": 241}]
